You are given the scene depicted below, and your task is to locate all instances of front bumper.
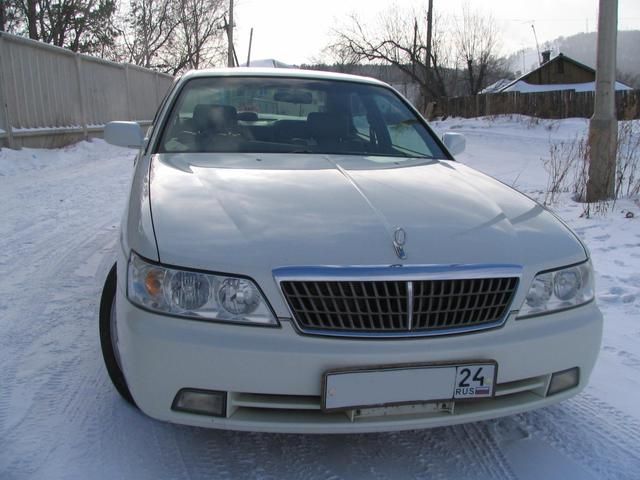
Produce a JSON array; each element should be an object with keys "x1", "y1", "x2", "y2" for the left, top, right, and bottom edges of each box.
[{"x1": 116, "y1": 288, "x2": 602, "y2": 434}]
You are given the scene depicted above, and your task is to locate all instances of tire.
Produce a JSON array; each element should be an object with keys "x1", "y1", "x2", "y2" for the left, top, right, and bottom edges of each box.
[{"x1": 99, "y1": 263, "x2": 137, "y2": 406}]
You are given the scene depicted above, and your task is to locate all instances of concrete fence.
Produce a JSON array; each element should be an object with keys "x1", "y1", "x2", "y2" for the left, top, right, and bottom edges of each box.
[
  {"x1": 0, "y1": 32, "x2": 174, "y2": 148},
  {"x1": 434, "y1": 89, "x2": 640, "y2": 121}
]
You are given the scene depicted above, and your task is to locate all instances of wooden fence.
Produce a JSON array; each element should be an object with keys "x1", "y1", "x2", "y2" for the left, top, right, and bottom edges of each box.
[
  {"x1": 435, "y1": 89, "x2": 640, "y2": 120},
  {"x1": 0, "y1": 32, "x2": 174, "y2": 148}
]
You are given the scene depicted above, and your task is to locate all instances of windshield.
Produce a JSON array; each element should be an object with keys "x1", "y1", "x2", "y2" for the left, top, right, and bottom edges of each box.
[{"x1": 157, "y1": 76, "x2": 447, "y2": 160}]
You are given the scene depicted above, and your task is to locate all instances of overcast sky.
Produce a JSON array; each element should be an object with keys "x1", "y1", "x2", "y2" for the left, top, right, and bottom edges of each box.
[{"x1": 232, "y1": 0, "x2": 640, "y2": 65}]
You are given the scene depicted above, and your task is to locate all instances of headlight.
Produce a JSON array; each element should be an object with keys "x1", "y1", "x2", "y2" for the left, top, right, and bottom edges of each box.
[
  {"x1": 127, "y1": 252, "x2": 278, "y2": 326},
  {"x1": 518, "y1": 260, "x2": 594, "y2": 318}
]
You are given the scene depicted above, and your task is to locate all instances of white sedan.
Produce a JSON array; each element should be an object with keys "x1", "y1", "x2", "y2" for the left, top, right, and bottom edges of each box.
[{"x1": 100, "y1": 68, "x2": 602, "y2": 433}]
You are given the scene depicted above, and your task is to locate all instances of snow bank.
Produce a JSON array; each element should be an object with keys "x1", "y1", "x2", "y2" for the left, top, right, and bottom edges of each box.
[
  {"x1": 0, "y1": 139, "x2": 130, "y2": 177},
  {"x1": 502, "y1": 80, "x2": 632, "y2": 93}
]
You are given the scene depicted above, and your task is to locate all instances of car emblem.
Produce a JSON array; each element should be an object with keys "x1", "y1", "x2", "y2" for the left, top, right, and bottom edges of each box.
[{"x1": 393, "y1": 227, "x2": 407, "y2": 260}]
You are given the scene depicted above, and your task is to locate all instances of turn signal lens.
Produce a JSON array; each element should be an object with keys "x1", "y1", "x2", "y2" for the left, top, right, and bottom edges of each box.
[{"x1": 144, "y1": 269, "x2": 165, "y2": 298}]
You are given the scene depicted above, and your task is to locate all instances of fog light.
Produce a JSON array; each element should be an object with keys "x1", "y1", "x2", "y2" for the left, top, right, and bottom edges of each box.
[
  {"x1": 172, "y1": 389, "x2": 226, "y2": 417},
  {"x1": 547, "y1": 367, "x2": 580, "y2": 396}
]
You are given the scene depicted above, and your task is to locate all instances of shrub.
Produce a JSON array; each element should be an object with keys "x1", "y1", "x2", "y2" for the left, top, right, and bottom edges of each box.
[{"x1": 544, "y1": 121, "x2": 640, "y2": 216}]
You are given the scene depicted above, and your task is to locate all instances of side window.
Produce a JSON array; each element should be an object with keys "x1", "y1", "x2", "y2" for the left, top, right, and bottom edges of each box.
[
  {"x1": 351, "y1": 94, "x2": 371, "y2": 138},
  {"x1": 373, "y1": 95, "x2": 432, "y2": 157},
  {"x1": 145, "y1": 83, "x2": 177, "y2": 155}
]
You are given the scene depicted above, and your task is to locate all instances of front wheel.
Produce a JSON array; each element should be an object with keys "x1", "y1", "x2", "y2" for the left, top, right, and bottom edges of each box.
[{"x1": 99, "y1": 263, "x2": 136, "y2": 406}]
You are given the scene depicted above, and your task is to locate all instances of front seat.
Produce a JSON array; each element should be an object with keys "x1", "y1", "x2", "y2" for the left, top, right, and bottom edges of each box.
[{"x1": 192, "y1": 104, "x2": 240, "y2": 151}]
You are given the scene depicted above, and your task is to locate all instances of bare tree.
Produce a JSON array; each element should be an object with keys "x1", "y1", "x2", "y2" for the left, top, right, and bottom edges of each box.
[
  {"x1": 329, "y1": 7, "x2": 456, "y2": 111},
  {"x1": 9, "y1": 0, "x2": 39, "y2": 39},
  {"x1": 453, "y1": 5, "x2": 502, "y2": 95},
  {"x1": 169, "y1": 0, "x2": 226, "y2": 74},
  {"x1": 0, "y1": 0, "x2": 21, "y2": 32},
  {"x1": 114, "y1": 0, "x2": 225, "y2": 74},
  {"x1": 117, "y1": 0, "x2": 177, "y2": 69},
  {"x1": 617, "y1": 70, "x2": 640, "y2": 89},
  {"x1": 7, "y1": 0, "x2": 117, "y2": 53},
  {"x1": 4, "y1": 0, "x2": 116, "y2": 53},
  {"x1": 317, "y1": 42, "x2": 360, "y2": 74},
  {"x1": 8, "y1": 0, "x2": 38, "y2": 38},
  {"x1": 2, "y1": 0, "x2": 225, "y2": 73},
  {"x1": 327, "y1": 4, "x2": 505, "y2": 104}
]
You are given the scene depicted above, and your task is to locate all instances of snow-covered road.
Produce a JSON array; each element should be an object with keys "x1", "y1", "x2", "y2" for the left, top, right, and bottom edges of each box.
[{"x1": 1, "y1": 117, "x2": 639, "y2": 479}]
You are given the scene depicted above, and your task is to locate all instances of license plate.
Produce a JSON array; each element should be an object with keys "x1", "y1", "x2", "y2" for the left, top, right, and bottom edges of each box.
[{"x1": 322, "y1": 362, "x2": 496, "y2": 411}]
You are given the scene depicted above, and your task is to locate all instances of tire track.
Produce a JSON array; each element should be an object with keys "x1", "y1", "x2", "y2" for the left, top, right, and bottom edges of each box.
[
  {"x1": 461, "y1": 422, "x2": 517, "y2": 480},
  {"x1": 169, "y1": 420, "x2": 517, "y2": 480},
  {"x1": 0, "y1": 227, "x2": 121, "y2": 478},
  {"x1": 514, "y1": 393, "x2": 640, "y2": 480},
  {"x1": 175, "y1": 430, "x2": 343, "y2": 480},
  {"x1": 0, "y1": 150, "x2": 131, "y2": 478}
]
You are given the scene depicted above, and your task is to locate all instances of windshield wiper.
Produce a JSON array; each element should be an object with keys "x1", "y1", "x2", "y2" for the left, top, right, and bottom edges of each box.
[
  {"x1": 398, "y1": 119, "x2": 421, "y2": 126},
  {"x1": 389, "y1": 150, "x2": 433, "y2": 160}
]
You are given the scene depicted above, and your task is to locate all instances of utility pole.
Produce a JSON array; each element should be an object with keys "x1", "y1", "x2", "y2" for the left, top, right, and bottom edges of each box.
[
  {"x1": 422, "y1": 0, "x2": 433, "y2": 111},
  {"x1": 425, "y1": 0, "x2": 433, "y2": 72},
  {"x1": 531, "y1": 24, "x2": 541, "y2": 66},
  {"x1": 586, "y1": 0, "x2": 618, "y2": 202},
  {"x1": 424, "y1": 0, "x2": 433, "y2": 74},
  {"x1": 227, "y1": 0, "x2": 235, "y2": 67},
  {"x1": 412, "y1": 19, "x2": 418, "y2": 78},
  {"x1": 246, "y1": 28, "x2": 254, "y2": 67}
]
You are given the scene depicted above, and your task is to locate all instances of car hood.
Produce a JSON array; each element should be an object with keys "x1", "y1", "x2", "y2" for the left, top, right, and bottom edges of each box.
[{"x1": 148, "y1": 153, "x2": 586, "y2": 314}]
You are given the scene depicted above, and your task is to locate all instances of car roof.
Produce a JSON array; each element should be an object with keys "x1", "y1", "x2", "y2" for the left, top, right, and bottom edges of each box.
[{"x1": 179, "y1": 67, "x2": 389, "y2": 87}]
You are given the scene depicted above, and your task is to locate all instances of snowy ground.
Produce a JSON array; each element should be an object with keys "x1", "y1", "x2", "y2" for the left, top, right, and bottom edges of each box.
[{"x1": 1, "y1": 116, "x2": 639, "y2": 479}]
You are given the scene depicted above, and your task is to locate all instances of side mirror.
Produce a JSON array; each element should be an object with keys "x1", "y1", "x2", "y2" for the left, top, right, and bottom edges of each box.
[
  {"x1": 442, "y1": 132, "x2": 466, "y2": 156},
  {"x1": 104, "y1": 121, "x2": 144, "y2": 149}
]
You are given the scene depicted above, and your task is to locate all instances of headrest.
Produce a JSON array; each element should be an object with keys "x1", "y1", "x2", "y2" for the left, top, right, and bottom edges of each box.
[
  {"x1": 237, "y1": 111, "x2": 259, "y2": 122},
  {"x1": 307, "y1": 112, "x2": 350, "y2": 140},
  {"x1": 192, "y1": 104, "x2": 238, "y2": 133},
  {"x1": 273, "y1": 120, "x2": 309, "y2": 140}
]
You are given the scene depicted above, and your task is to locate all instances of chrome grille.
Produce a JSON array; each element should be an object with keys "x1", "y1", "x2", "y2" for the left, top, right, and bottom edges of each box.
[
  {"x1": 412, "y1": 277, "x2": 519, "y2": 330},
  {"x1": 280, "y1": 277, "x2": 518, "y2": 336},
  {"x1": 281, "y1": 281, "x2": 408, "y2": 331}
]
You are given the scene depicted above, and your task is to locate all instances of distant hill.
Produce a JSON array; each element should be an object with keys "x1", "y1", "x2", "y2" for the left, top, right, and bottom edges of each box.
[{"x1": 506, "y1": 30, "x2": 640, "y2": 88}]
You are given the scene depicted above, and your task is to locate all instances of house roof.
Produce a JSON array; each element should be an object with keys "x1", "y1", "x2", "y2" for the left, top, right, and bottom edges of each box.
[
  {"x1": 502, "y1": 80, "x2": 632, "y2": 93},
  {"x1": 498, "y1": 53, "x2": 633, "y2": 93},
  {"x1": 247, "y1": 58, "x2": 292, "y2": 68},
  {"x1": 480, "y1": 79, "x2": 513, "y2": 94}
]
